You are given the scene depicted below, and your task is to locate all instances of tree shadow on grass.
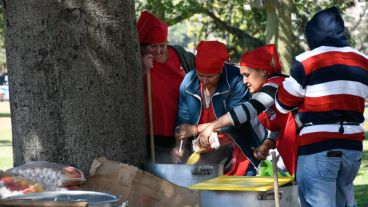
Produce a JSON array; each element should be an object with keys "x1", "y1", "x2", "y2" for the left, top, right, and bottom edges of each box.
[
  {"x1": 355, "y1": 184, "x2": 368, "y2": 207},
  {"x1": 0, "y1": 113, "x2": 10, "y2": 117},
  {"x1": 0, "y1": 140, "x2": 11, "y2": 145},
  {"x1": 362, "y1": 148, "x2": 368, "y2": 161}
]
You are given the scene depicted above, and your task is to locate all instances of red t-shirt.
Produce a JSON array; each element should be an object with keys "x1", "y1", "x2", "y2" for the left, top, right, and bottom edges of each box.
[
  {"x1": 199, "y1": 84, "x2": 250, "y2": 176},
  {"x1": 144, "y1": 47, "x2": 186, "y2": 137}
]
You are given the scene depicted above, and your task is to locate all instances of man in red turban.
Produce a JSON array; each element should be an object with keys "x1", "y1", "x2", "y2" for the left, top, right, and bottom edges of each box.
[
  {"x1": 197, "y1": 44, "x2": 298, "y2": 177},
  {"x1": 173, "y1": 40, "x2": 266, "y2": 176},
  {"x1": 137, "y1": 11, "x2": 168, "y2": 45},
  {"x1": 240, "y1": 44, "x2": 282, "y2": 74},
  {"x1": 137, "y1": 11, "x2": 195, "y2": 163}
]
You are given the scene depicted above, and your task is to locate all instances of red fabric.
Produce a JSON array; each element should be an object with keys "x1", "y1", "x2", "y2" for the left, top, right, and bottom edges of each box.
[
  {"x1": 195, "y1": 41, "x2": 229, "y2": 74},
  {"x1": 137, "y1": 11, "x2": 168, "y2": 44},
  {"x1": 276, "y1": 84, "x2": 304, "y2": 109},
  {"x1": 301, "y1": 95, "x2": 365, "y2": 112},
  {"x1": 301, "y1": 51, "x2": 368, "y2": 75},
  {"x1": 240, "y1": 44, "x2": 281, "y2": 73},
  {"x1": 258, "y1": 76, "x2": 298, "y2": 175},
  {"x1": 298, "y1": 131, "x2": 365, "y2": 146},
  {"x1": 225, "y1": 146, "x2": 251, "y2": 176},
  {"x1": 144, "y1": 47, "x2": 185, "y2": 136},
  {"x1": 276, "y1": 114, "x2": 298, "y2": 175},
  {"x1": 199, "y1": 84, "x2": 232, "y2": 145},
  {"x1": 199, "y1": 84, "x2": 250, "y2": 175}
]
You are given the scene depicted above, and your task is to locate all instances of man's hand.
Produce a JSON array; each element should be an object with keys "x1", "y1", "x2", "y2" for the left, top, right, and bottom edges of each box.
[
  {"x1": 197, "y1": 113, "x2": 234, "y2": 148},
  {"x1": 175, "y1": 124, "x2": 196, "y2": 140},
  {"x1": 253, "y1": 139, "x2": 275, "y2": 160},
  {"x1": 171, "y1": 146, "x2": 185, "y2": 164},
  {"x1": 197, "y1": 124, "x2": 214, "y2": 148},
  {"x1": 142, "y1": 54, "x2": 154, "y2": 73}
]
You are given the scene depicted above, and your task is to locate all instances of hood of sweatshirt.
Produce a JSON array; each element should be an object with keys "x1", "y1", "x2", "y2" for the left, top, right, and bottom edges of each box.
[{"x1": 305, "y1": 6, "x2": 350, "y2": 50}]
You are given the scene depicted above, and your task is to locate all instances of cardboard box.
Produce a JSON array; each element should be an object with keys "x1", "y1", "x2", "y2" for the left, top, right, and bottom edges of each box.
[{"x1": 80, "y1": 157, "x2": 199, "y2": 207}]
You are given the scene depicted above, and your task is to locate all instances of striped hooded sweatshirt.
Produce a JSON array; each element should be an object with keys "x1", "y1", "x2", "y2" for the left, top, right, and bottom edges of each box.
[{"x1": 275, "y1": 7, "x2": 368, "y2": 155}]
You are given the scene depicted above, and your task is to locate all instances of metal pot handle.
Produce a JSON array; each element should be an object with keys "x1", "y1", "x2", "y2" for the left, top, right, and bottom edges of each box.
[
  {"x1": 191, "y1": 165, "x2": 214, "y2": 175},
  {"x1": 257, "y1": 191, "x2": 284, "y2": 200}
]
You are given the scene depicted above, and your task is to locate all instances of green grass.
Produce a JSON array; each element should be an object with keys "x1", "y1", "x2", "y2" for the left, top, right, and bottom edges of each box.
[
  {"x1": 0, "y1": 112, "x2": 10, "y2": 117},
  {"x1": 0, "y1": 145, "x2": 13, "y2": 170},
  {"x1": 0, "y1": 101, "x2": 12, "y2": 170},
  {"x1": 0, "y1": 128, "x2": 12, "y2": 170},
  {"x1": 355, "y1": 137, "x2": 368, "y2": 206}
]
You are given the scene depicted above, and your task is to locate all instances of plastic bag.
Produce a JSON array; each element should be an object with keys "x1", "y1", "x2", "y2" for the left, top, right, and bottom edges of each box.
[
  {"x1": 192, "y1": 132, "x2": 220, "y2": 153},
  {"x1": 6, "y1": 161, "x2": 86, "y2": 191},
  {"x1": 0, "y1": 175, "x2": 44, "y2": 198},
  {"x1": 258, "y1": 160, "x2": 291, "y2": 177}
]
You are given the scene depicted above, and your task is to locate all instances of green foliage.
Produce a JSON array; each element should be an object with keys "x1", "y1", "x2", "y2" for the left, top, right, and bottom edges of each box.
[
  {"x1": 354, "y1": 138, "x2": 368, "y2": 206},
  {"x1": 292, "y1": 0, "x2": 355, "y2": 55},
  {"x1": 136, "y1": 0, "x2": 265, "y2": 60},
  {"x1": 135, "y1": 0, "x2": 357, "y2": 61}
]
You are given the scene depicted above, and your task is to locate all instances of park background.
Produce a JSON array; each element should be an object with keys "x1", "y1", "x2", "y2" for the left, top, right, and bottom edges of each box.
[{"x1": 0, "y1": 0, "x2": 367, "y2": 205}]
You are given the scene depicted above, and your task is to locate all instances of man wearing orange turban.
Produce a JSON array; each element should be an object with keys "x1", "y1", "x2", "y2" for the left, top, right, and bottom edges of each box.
[
  {"x1": 173, "y1": 40, "x2": 266, "y2": 176},
  {"x1": 137, "y1": 11, "x2": 195, "y2": 163}
]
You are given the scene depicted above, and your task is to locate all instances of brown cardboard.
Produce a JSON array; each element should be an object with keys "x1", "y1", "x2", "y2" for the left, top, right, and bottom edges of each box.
[{"x1": 80, "y1": 157, "x2": 199, "y2": 207}]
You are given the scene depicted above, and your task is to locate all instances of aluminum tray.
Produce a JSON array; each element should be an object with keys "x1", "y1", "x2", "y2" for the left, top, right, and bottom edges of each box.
[{"x1": 6, "y1": 190, "x2": 118, "y2": 205}]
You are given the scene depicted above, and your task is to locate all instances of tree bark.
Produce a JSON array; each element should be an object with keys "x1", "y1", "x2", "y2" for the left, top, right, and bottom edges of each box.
[
  {"x1": 265, "y1": 0, "x2": 293, "y2": 74},
  {"x1": 265, "y1": 3, "x2": 278, "y2": 44},
  {"x1": 276, "y1": 0, "x2": 293, "y2": 74},
  {"x1": 3, "y1": 0, "x2": 146, "y2": 173}
]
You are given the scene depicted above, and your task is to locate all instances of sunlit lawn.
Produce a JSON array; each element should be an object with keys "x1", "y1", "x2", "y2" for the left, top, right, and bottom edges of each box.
[
  {"x1": 0, "y1": 127, "x2": 12, "y2": 170},
  {"x1": 354, "y1": 135, "x2": 368, "y2": 206},
  {"x1": 0, "y1": 101, "x2": 367, "y2": 205},
  {"x1": 0, "y1": 101, "x2": 12, "y2": 171}
]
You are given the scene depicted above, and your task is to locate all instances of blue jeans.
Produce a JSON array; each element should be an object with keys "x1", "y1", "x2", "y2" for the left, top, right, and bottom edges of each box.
[{"x1": 296, "y1": 149, "x2": 361, "y2": 207}]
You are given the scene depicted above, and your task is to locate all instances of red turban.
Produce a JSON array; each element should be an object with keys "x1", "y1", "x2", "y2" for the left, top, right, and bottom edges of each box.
[
  {"x1": 137, "y1": 11, "x2": 168, "y2": 44},
  {"x1": 195, "y1": 41, "x2": 230, "y2": 74},
  {"x1": 240, "y1": 44, "x2": 282, "y2": 73}
]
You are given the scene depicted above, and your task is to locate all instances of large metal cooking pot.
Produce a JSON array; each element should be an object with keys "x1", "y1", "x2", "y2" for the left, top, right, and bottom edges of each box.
[
  {"x1": 198, "y1": 185, "x2": 300, "y2": 207},
  {"x1": 190, "y1": 176, "x2": 300, "y2": 207},
  {"x1": 6, "y1": 191, "x2": 119, "y2": 207},
  {"x1": 142, "y1": 163, "x2": 223, "y2": 188}
]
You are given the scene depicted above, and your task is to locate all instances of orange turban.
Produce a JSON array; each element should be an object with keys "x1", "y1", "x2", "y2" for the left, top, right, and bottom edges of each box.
[
  {"x1": 195, "y1": 41, "x2": 230, "y2": 74},
  {"x1": 240, "y1": 44, "x2": 282, "y2": 73},
  {"x1": 137, "y1": 11, "x2": 168, "y2": 44}
]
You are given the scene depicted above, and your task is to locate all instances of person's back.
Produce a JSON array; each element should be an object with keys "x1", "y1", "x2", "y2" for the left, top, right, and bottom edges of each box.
[
  {"x1": 276, "y1": 6, "x2": 368, "y2": 155},
  {"x1": 276, "y1": 6, "x2": 368, "y2": 207}
]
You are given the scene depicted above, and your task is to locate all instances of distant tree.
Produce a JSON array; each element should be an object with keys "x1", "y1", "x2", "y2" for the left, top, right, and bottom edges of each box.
[
  {"x1": 251, "y1": 0, "x2": 293, "y2": 73},
  {"x1": 3, "y1": 0, "x2": 146, "y2": 173},
  {"x1": 136, "y1": 0, "x2": 265, "y2": 59},
  {"x1": 0, "y1": 5, "x2": 6, "y2": 74},
  {"x1": 136, "y1": 0, "x2": 355, "y2": 70}
]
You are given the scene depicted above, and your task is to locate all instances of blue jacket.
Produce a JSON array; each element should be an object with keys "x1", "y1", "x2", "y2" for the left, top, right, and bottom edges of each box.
[{"x1": 176, "y1": 63, "x2": 266, "y2": 166}]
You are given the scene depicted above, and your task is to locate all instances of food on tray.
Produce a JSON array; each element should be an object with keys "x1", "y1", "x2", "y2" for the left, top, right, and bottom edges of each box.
[
  {"x1": 0, "y1": 175, "x2": 44, "y2": 198},
  {"x1": 186, "y1": 152, "x2": 201, "y2": 165},
  {"x1": 6, "y1": 161, "x2": 86, "y2": 191}
]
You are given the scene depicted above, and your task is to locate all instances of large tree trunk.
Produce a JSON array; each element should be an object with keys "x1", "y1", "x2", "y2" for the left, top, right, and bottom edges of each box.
[
  {"x1": 3, "y1": 0, "x2": 146, "y2": 173},
  {"x1": 264, "y1": 0, "x2": 293, "y2": 74}
]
